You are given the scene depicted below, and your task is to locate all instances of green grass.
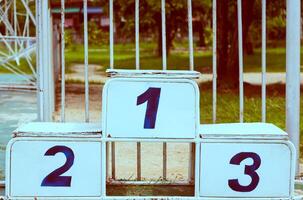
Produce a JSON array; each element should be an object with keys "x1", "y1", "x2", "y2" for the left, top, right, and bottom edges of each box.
[
  {"x1": 64, "y1": 43, "x2": 303, "y2": 73},
  {"x1": 0, "y1": 58, "x2": 36, "y2": 74},
  {"x1": 199, "y1": 83, "x2": 303, "y2": 162},
  {"x1": 199, "y1": 84, "x2": 287, "y2": 127},
  {"x1": 2, "y1": 42, "x2": 303, "y2": 74},
  {"x1": 0, "y1": 44, "x2": 36, "y2": 74}
]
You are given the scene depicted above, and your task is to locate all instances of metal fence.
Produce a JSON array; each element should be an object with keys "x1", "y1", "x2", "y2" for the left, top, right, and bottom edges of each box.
[
  {"x1": 34, "y1": 0, "x2": 301, "y2": 183},
  {"x1": 0, "y1": 0, "x2": 36, "y2": 89}
]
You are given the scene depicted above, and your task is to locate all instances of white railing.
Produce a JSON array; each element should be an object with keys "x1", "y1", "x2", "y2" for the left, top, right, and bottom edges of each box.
[
  {"x1": 0, "y1": 0, "x2": 37, "y2": 88},
  {"x1": 35, "y1": 0, "x2": 301, "y2": 180}
]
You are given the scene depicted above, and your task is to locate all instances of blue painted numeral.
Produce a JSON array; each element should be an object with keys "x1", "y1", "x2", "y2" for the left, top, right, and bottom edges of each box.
[
  {"x1": 41, "y1": 146, "x2": 74, "y2": 187},
  {"x1": 137, "y1": 87, "x2": 161, "y2": 129},
  {"x1": 228, "y1": 152, "x2": 261, "y2": 192}
]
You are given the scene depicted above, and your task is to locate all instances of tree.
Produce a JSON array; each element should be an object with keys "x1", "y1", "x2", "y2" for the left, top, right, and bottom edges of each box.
[
  {"x1": 217, "y1": 0, "x2": 256, "y2": 88},
  {"x1": 217, "y1": 0, "x2": 229, "y2": 87},
  {"x1": 192, "y1": 0, "x2": 212, "y2": 47},
  {"x1": 106, "y1": 0, "x2": 209, "y2": 57},
  {"x1": 267, "y1": 0, "x2": 286, "y2": 41}
]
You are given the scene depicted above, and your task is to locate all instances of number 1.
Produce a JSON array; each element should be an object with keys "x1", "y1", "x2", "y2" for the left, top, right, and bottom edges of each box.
[{"x1": 137, "y1": 87, "x2": 161, "y2": 129}]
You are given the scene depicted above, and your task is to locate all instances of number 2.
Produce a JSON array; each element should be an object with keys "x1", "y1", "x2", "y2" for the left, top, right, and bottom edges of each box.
[
  {"x1": 228, "y1": 152, "x2": 261, "y2": 192},
  {"x1": 41, "y1": 146, "x2": 74, "y2": 187},
  {"x1": 137, "y1": 87, "x2": 161, "y2": 129}
]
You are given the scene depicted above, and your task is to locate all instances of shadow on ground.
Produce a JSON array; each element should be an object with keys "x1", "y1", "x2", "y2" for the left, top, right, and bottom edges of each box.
[{"x1": 107, "y1": 185, "x2": 194, "y2": 196}]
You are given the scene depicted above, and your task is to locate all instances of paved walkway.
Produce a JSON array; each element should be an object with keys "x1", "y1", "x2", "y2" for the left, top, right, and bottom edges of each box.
[{"x1": 65, "y1": 64, "x2": 303, "y2": 85}]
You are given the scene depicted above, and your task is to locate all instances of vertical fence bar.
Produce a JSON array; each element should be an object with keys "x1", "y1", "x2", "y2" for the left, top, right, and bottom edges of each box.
[
  {"x1": 106, "y1": 143, "x2": 109, "y2": 178},
  {"x1": 261, "y1": 0, "x2": 266, "y2": 122},
  {"x1": 36, "y1": 0, "x2": 42, "y2": 121},
  {"x1": 60, "y1": 0, "x2": 65, "y2": 122},
  {"x1": 136, "y1": 142, "x2": 141, "y2": 180},
  {"x1": 109, "y1": 0, "x2": 116, "y2": 180},
  {"x1": 163, "y1": 142, "x2": 167, "y2": 180},
  {"x1": 161, "y1": 0, "x2": 168, "y2": 181},
  {"x1": 4, "y1": 0, "x2": 7, "y2": 35},
  {"x1": 37, "y1": 0, "x2": 52, "y2": 121},
  {"x1": 135, "y1": 0, "x2": 140, "y2": 70},
  {"x1": 161, "y1": 0, "x2": 167, "y2": 70},
  {"x1": 194, "y1": 142, "x2": 200, "y2": 197},
  {"x1": 286, "y1": 0, "x2": 301, "y2": 176},
  {"x1": 187, "y1": 0, "x2": 194, "y2": 71},
  {"x1": 111, "y1": 142, "x2": 116, "y2": 179},
  {"x1": 135, "y1": 0, "x2": 142, "y2": 181},
  {"x1": 237, "y1": 0, "x2": 244, "y2": 123},
  {"x1": 48, "y1": 10, "x2": 55, "y2": 115},
  {"x1": 43, "y1": 0, "x2": 49, "y2": 119},
  {"x1": 188, "y1": 0, "x2": 196, "y2": 179},
  {"x1": 13, "y1": 0, "x2": 17, "y2": 51},
  {"x1": 101, "y1": 136, "x2": 107, "y2": 196},
  {"x1": 109, "y1": 0, "x2": 114, "y2": 69},
  {"x1": 212, "y1": 0, "x2": 217, "y2": 123},
  {"x1": 26, "y1": 0, "x2": 30, "y2": 47},
  {"x1": 188, "y1": 143, "x2": 195, "y2": 182},
  {"x1": 83, "y1": 0, "x2": 89, "y2": 122}
]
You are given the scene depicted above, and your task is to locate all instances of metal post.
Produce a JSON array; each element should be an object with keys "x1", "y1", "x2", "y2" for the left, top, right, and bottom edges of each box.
[
  {"x1": 101, "y1": 138, "x2": 107, "y2": 196},
  {"x1": 237, "y1": 0, "x2": 244, "y2": 123},
  {"x1": 111, "y1": 142, "x2": 116, "y2": 180},
  {"x1": 135, "y1": 0, "x2": 140, "y2": 70},
  {"x1": 60, "y1": 0, "x2": 65, "y2": 122},
  {"x1": 26, "y1": 0, "x2": 30, "y2": 48},
  {"x1": 109, "y1": 0, "x2": 114, "y2": 69},
  {"x1": 136, "y1": 142, "x2": 141, "y2": 181},
  {"x1": 36, "y1": 0, "x2": 52, "y2": 121},
  {"x1": 83, "y1": 0, "x2": 89, "y2": 122},
  {"x1": 48, "y1": 10, "x2": 55, "y2": 116},
  {"x1": 286, "y1": 0, "x2": 301, "y2": 176},
  {"x1": 188, "y1": 143, "x2": 195, "y2": 182},
  {"x1": 13, "y1": 0, "x2": 17, "y2": 51},
  {"x1": 187, "y1": 0, "x2": 194, "y2": 71},
  {"x1": 161, "y1": 0, "x2": 167, "y2": 70},
  {"x1": 261, "y1": 0, "x2": 266, "y2": 122},
  {"x1": 4, "y1": 0, "x2": 8, "y2": 35},
  {"x1": 135, "y1": 0, "x2": 142, "y2": 180},
  {"x1": 189, "y1": 0, "x2": 197, "y2": 174},
  {"x1": 163, "y1": 142, "x2": 167, "y2": 180},
  {"x1": 36, "y1": 0, "x2": 42, "y2": 121},
  {"x1": 161, "y1": 0, "x2": 168, "y2": 181},
  {"x1": 194, "y1": 142, "x2": 200, "y2": 197},
  {"x1": 109, "y1": 0, "x2": 116, "y2": 181},
  {"x1": 212, "y1": 0, "x2": 217, "y2": 123}
]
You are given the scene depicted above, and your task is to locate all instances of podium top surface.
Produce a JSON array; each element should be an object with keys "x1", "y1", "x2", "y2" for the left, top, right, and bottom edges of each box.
[
  {"x1": 106, "y1": 69, "x2": 201, "y2": 79},
  {"x1": 13, "y1": 122, "x2": 102, "y2": 138},
  {"x1": 199, "y1": 123, "x2": 288, "y2": 140}
]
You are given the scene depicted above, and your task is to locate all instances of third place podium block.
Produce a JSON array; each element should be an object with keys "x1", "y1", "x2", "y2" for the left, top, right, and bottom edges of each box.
[{"x1": 199, "y1": 123, "x2": 296, "y2": 199}]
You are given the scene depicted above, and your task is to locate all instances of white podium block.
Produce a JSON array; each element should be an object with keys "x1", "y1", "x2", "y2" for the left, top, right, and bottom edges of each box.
[
  {"x1": 102, "y1": 78, "x2": 199, "y2": 138},
  {"x1": 6, "y1": 122, "x2": 103, "y2": 199},
  {"x1": 199, "y1": 123, "x2": 296, "y2": 199}
]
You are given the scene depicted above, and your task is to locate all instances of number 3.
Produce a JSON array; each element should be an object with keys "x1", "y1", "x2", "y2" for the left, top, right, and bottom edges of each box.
[
  {"x1": 41, "y1": 146, "x2": 74, "y2": 187},
  {"x1": 228, "y1": 152, "x2": 261, "y2": 192}
]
